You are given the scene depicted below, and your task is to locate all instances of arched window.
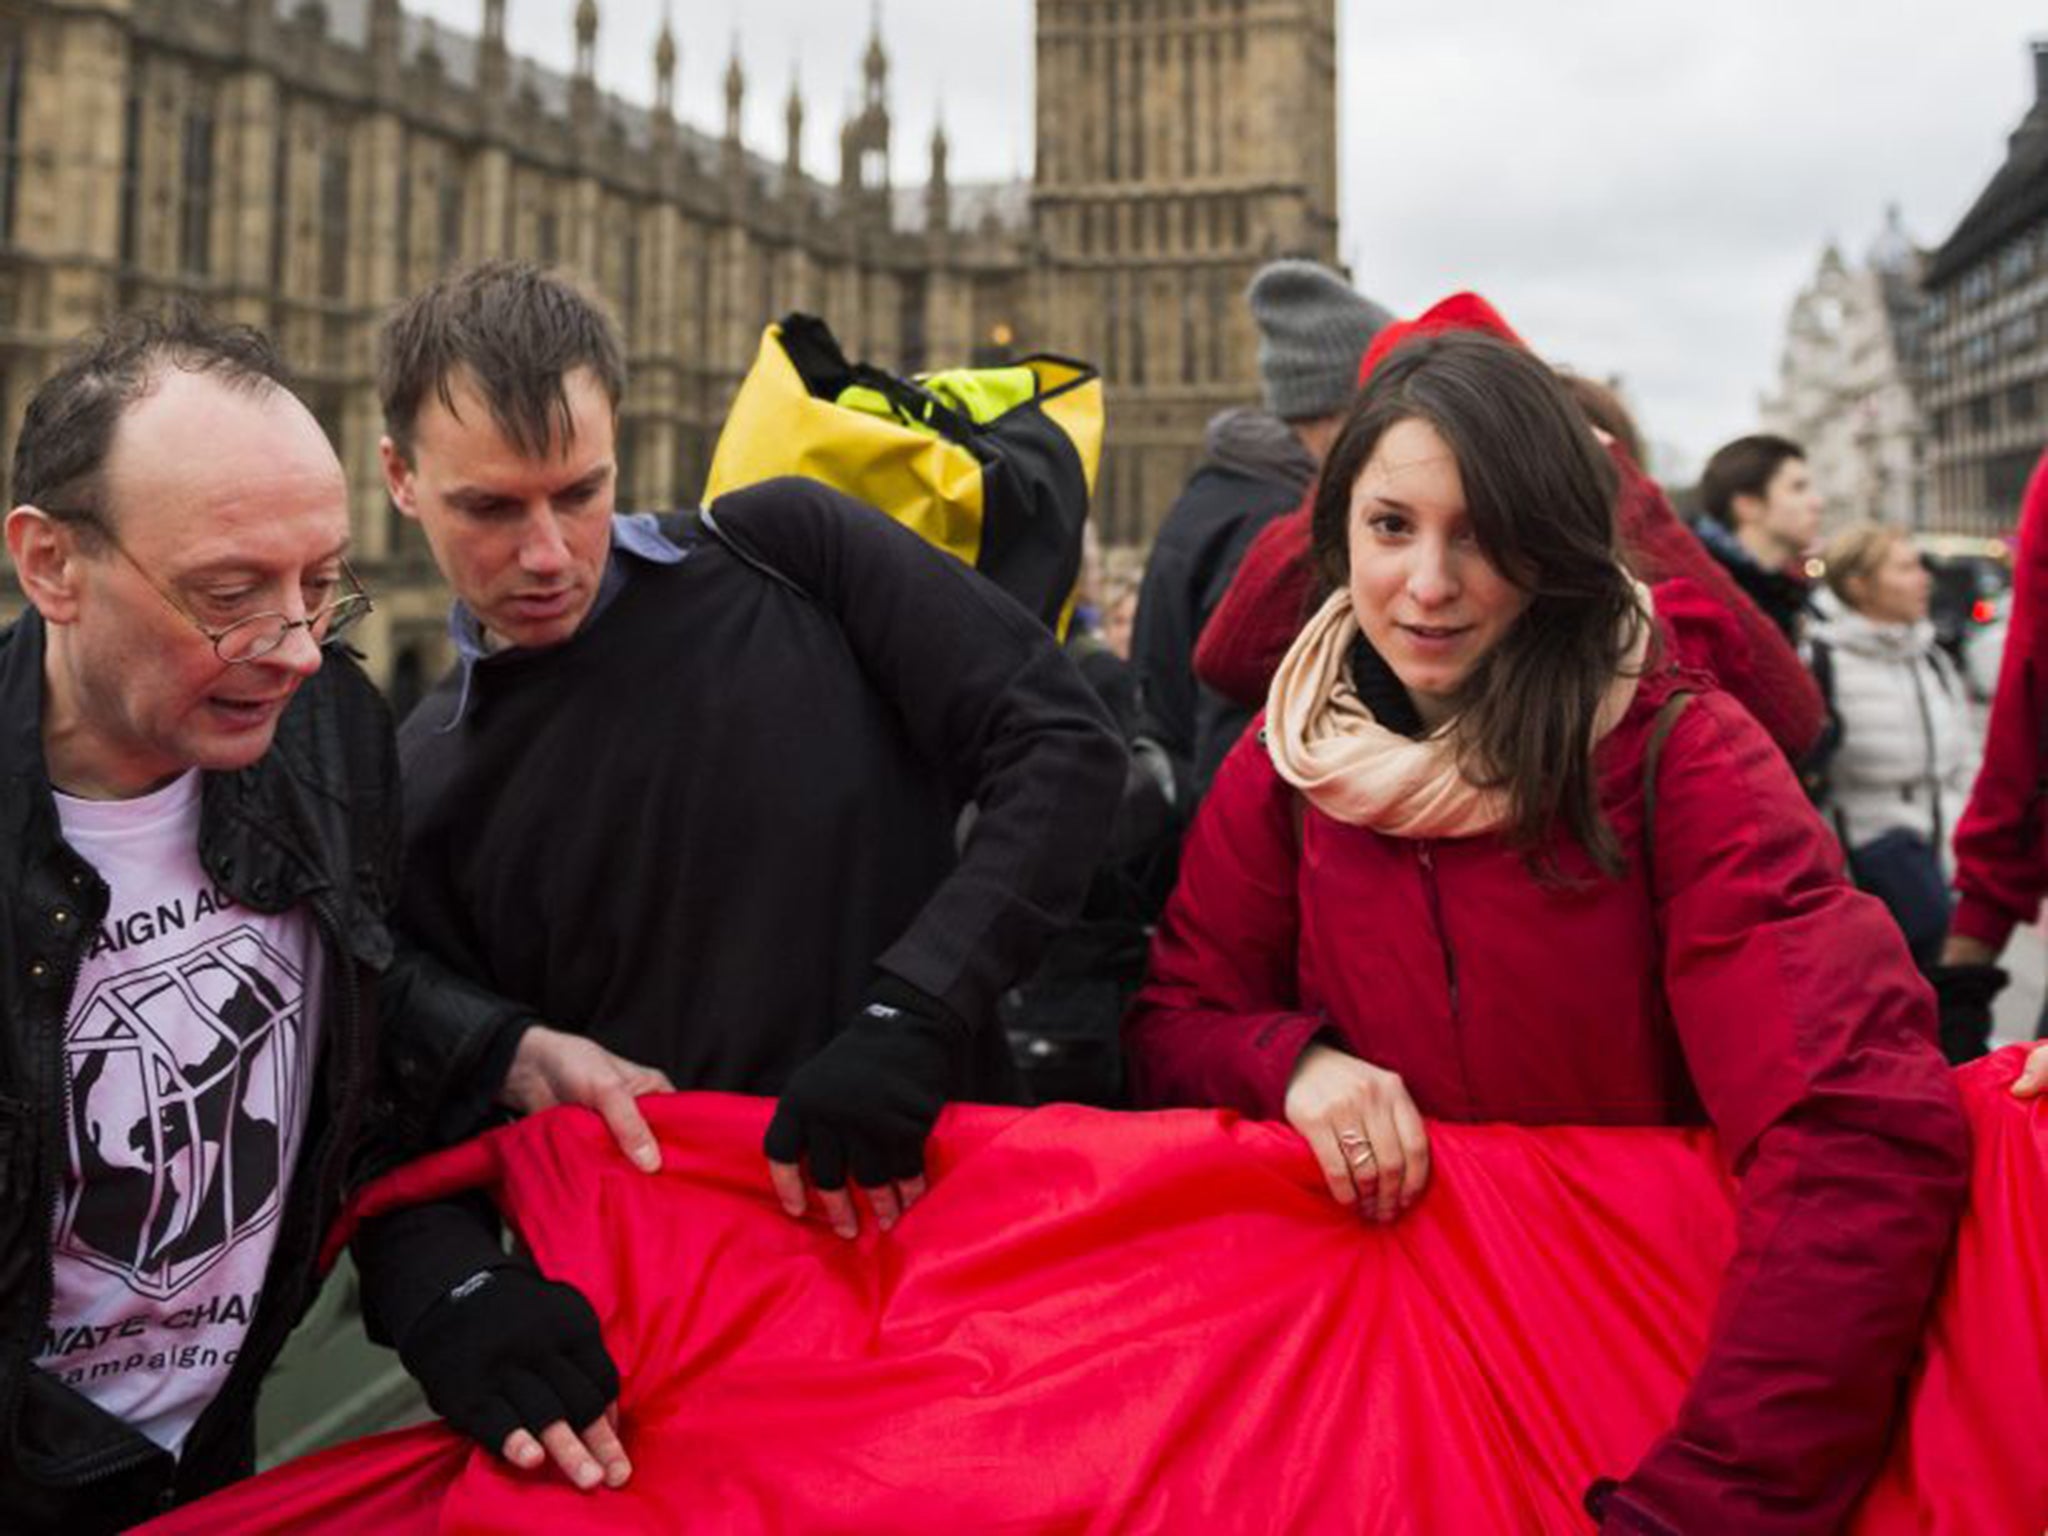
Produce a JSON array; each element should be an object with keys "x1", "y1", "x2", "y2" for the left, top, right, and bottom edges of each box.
[
  {"x1": 119, "y1": 86, "x2": 144, "y2": 267},
  {"x1": 394, "y1": 131, "x2": 413, "y2": 286},
  {"x1": 0, "y1": 28, "x2": 24, "y2": 247},
  {"x1": 180, "y1": 91, "x2": 218, "y2": 276},
  {"x1": 438, "y1": 153, "x2": 465, "y2": 269},
  {"x1": 317, "y1": 137, "x2": 349, "y2": 297},
  {"x1": 266, "y1": 119, "x2": 288, "y2": 288}
]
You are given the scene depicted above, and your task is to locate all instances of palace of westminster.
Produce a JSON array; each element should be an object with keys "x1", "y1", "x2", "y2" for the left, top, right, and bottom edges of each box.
[{"x1": 0, "y1": 0, "x2": 1339, "y2": 688}]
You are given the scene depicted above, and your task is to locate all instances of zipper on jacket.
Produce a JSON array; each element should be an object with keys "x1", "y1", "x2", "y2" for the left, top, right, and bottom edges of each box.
[
  {"x1": 1415, "y1": 841, "x2": 1461, "y2": 1019},
  {"x1": 169, "y1": 890, "x2": 361, "y2": 1495},
  {"x1": 1414, "y1": 840, "x2": 1479, "y2": 1111},
  {"x1": 24, "y1": 921, "x2": 163, "y2": 1488}
]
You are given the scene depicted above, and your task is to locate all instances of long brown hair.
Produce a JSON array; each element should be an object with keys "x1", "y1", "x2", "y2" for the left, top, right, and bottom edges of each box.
[{"x1": 1309, "y1": 332, "x2": 1638, "y2": 873}]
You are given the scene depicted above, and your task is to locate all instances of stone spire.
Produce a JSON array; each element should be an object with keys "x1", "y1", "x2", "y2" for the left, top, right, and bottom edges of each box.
[
  {"x1": 785, "y1": 70, "x2": 806, "y2": 180},
  {"x1": 840, "y1": 4, "x2": 891, "y2": 198},
  {"x1": 724, "y1": 41, "x2": 746, "y2": 144},
  {"x1": 480, "y1": 0, "x2": 508, "y2": 101},
  {"x1": 368, "y1": 0, "x2": 402, "y2": 101},
  {"x1": 926, "y1": 110, "x2": 950, "y2": 233},
  {"x1": 369, "y1": 0, "x2": 401, "y2": 67},
  {"x1": 655, "y1": 5, "x2": 678, "y2": 119},
  {"x1": 863, "y1": 2, "x2": 888, "y2": 111},
  {"x1": 574, "y1": 0, "x2": 599, "y2": 81},
  {"x1": 570, "y1": 0, "x2": 599, "y2": 131},
  {"x1": 1868, "y1": 203, "x2": 1916, "y2": 275}
]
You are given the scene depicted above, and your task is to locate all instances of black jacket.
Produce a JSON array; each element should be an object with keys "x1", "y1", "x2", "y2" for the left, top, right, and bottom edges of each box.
[
  {"x1": 1689, "y1": 514, "x2": 1817, "y2": 644},
  {"x1": 0, "y1": 612, "x2": 523, "y2": 1533},
  {"x1": 1132, "y1": 463, "x2": 1307, "y2": 810}
]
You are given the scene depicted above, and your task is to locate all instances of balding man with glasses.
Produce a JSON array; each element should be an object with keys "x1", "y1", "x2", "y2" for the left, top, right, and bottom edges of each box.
[{"x1": 0, "y1": 309, "x2": 532, "y2": 1534}]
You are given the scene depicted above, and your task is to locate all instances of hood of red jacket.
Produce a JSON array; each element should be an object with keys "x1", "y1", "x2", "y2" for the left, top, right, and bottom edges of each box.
[{"x1": 1356, "y1": 292, "x2": 1527, "y2": 384}]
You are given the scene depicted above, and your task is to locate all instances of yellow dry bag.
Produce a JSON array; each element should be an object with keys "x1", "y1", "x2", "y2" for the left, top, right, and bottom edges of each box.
[{"x1": 705, "y1": 314, "x2": 1103, "y2": 634}]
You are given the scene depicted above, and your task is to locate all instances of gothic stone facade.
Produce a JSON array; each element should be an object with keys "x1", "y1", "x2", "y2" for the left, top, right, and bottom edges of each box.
[
  {"x1": 1921, "y1": 41, "x2": 2048, "y2": 534},
  {"x1": 1759, "y1": 212, "x2": 1929, "y2": 532},
  {"x1": 0, "y1": 0, "x2": 1338, "y2": 691}
]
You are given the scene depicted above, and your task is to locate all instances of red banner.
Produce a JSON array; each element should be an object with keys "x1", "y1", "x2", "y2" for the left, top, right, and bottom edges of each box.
[{"x1": 147, "y1": 1049, "x2": 2045, "y2": 1534}]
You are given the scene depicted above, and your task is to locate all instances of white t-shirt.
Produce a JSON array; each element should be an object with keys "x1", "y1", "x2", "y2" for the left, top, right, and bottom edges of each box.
[{"x1": 35, "y1": 770, "x2": 323, "y2": 1455}]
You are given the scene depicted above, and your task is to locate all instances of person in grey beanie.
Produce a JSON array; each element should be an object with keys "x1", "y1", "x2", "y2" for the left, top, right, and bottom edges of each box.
[
  {"x1": 1247, "y1": 258, "x2": 1396, "y2": 460},
  {"x1": 1132, "y1": 258, "x2": 1392, "y2": 810}
]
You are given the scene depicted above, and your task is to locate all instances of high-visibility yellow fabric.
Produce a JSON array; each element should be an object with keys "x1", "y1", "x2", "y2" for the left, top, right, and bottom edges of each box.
[
  {"x1": 707, "y1": 326, "x2": 989, "y2": 568},
  {"x1": 705, "y1": 321, "x2": 1104, "y2": 636}
]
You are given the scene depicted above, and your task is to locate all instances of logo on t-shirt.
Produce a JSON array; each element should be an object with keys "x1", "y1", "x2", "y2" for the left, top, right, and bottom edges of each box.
[{"x1": 55, "y1": 923, "x2": 308, "y2": 1301}]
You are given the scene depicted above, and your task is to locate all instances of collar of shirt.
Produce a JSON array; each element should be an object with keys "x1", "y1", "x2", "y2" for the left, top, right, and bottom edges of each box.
[{"x1": 434, "y1": 511, "x2": 688, "y2": 731}]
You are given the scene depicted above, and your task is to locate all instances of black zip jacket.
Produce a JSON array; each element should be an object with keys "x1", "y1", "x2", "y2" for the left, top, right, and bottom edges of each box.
[
  {"x1": 0, "y1": 611, "x2": 527, "y2": 1533},
  {"x1": 1132, "y1": 463, "x2": 1307, "y2": 811},
  {"x1": 355, "y1": 480, "x2": 1129, "y2": 1344}
]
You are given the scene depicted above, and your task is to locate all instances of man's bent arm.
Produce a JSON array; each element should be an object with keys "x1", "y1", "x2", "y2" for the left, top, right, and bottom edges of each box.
[{"x1": 714, "y1": 480, "x2": 1128, "y2": 1033}]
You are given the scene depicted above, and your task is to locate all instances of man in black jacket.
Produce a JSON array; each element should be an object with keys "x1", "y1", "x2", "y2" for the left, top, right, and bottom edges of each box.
[
  {"x1": 1690, "y1": 433, "x2": 1825, "y2": 643},
  {"x1": 1132, "y1": 259, "x2": 1389, "y2": 811},
  {"x1": 352, "y1": 262, "x2": 1126, "y2": 1496},
  {"x1": 0, "y1": 311, "x2": 526, "y2": 1532}
]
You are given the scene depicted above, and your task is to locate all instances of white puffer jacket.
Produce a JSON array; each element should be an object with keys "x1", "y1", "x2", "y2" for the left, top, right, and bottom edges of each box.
[{"x1": 1808, "y1": 609, "x2": 1981, "y2": 872}]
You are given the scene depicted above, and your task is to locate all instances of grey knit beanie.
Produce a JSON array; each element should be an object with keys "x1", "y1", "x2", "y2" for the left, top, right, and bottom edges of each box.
[{"x1": 1246, "y1": 260, "x2": 1393, "y2": 422}]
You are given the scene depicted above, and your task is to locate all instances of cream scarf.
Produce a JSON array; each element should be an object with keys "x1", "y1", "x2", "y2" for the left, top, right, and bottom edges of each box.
[{"x1": 1264, "y1": 583, "x2": 1655, "y2": 837}]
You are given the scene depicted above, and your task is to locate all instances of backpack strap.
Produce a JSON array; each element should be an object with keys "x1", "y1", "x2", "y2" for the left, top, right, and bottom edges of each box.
[
  {"x1": 696, "y1": 502, "x2": 816, "y2": 604},
  {"x1": 1640, "y1": 691, "x2": 1697, "y2": 897},
  {"x1": 1797, "y1": 636, "x2": 1841, "y2": 803},
  {"x1": 1808, "y1": 635, "x2": 1835, "y2": 715}
]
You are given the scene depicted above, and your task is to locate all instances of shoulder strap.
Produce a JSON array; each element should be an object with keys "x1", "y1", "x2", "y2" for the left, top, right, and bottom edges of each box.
[
  {"x1": 1808, "y1": 636, "x2": 1835, "y2": 714},
  {"x1": 1924, "y1": 638, "x2": 1962, "y2": 702},
  {"x1": 1797, "y1": 637, "x2": 1842, "y2": 801},
  {"x1": 697, "y1": 502, "x2": 816, "y2": 604},
  {"x1": 1640, "y1": 691, "x2": 1696, "y2": 893}
]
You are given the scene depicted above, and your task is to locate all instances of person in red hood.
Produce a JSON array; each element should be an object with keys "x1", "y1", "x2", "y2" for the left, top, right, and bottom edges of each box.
[
  {"x1": 1190, "y1": 293, "x2": 1827, "y2": 764},
  {"x1": 1941, "y1": 446, "x2": 2048, "y2": 1063},
  {"x1": 1126, "y1": 331, "x2": 1967, "y2": 1533}
]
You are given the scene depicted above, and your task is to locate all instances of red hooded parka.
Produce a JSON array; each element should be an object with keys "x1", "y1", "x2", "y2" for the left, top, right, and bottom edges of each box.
[{"x1": 1127, "y1": 658, "x2": 1969, "y2": 1532}]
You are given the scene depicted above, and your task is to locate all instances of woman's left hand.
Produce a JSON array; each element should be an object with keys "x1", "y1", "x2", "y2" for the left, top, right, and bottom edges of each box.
[{"x1": 1283, "y1": 1042, "x2": 1432, "y2": 1223}]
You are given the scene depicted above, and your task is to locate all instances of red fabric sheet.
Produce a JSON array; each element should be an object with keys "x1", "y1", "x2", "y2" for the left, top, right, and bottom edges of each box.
[{"x1": 147, "y1": 1050, "x2": 2045, "y2": 1534}]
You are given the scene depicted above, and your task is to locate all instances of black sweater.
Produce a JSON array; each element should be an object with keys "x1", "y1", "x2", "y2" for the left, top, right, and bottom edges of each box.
[{"x1": 362, "y1": 479, "x2": 1125, "y2": 1335}]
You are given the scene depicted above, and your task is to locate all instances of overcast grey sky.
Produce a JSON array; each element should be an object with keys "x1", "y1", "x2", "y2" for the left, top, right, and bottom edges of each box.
[{"x1": 413, "y1": 0, "x2": 2045, "y2": 479}]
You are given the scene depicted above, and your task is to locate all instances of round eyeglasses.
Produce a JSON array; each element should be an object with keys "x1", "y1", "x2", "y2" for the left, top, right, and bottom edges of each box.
[
  {"x1": 96, "y1": 530, "x2": 375, "y2": 665},
  {"x1": 206, "y1": 586, "x2": 373, "y2": 663}
]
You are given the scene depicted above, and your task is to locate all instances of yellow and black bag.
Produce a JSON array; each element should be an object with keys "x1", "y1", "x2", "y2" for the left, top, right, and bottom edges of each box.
[{"x1": 704, "y1": 313, "x2": 1103, "y2": 634}]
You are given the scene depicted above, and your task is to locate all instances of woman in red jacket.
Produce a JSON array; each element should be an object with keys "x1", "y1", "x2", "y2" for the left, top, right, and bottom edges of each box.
[
  {"x1": 1125, "y1": 332, "x2": 1969, "y2": 1535},
  {"x1": 1190, "y1": 293, "x2": 1828, "y2": 765}
]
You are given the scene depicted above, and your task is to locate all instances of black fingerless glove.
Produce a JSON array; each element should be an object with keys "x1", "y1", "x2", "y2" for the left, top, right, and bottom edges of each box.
[
  {"x1": 1932, "y1": 962, "x2": 2008, "y2": 1065},
  {"x1": 762, "y1": 977, "x2": 967, "y2": 1188},
  {"x1": 397, "y1": 1265, "x2": 619, "y2": 1450}
]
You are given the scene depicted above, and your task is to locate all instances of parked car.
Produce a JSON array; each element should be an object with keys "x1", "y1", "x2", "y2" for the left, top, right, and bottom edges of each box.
[
  {"x1": 1962, "y1": 585, "x2": 2011, "y2": 700},
  {"x1": 1920, "y1": 535, "x2": 2013, "y2": 700}
]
